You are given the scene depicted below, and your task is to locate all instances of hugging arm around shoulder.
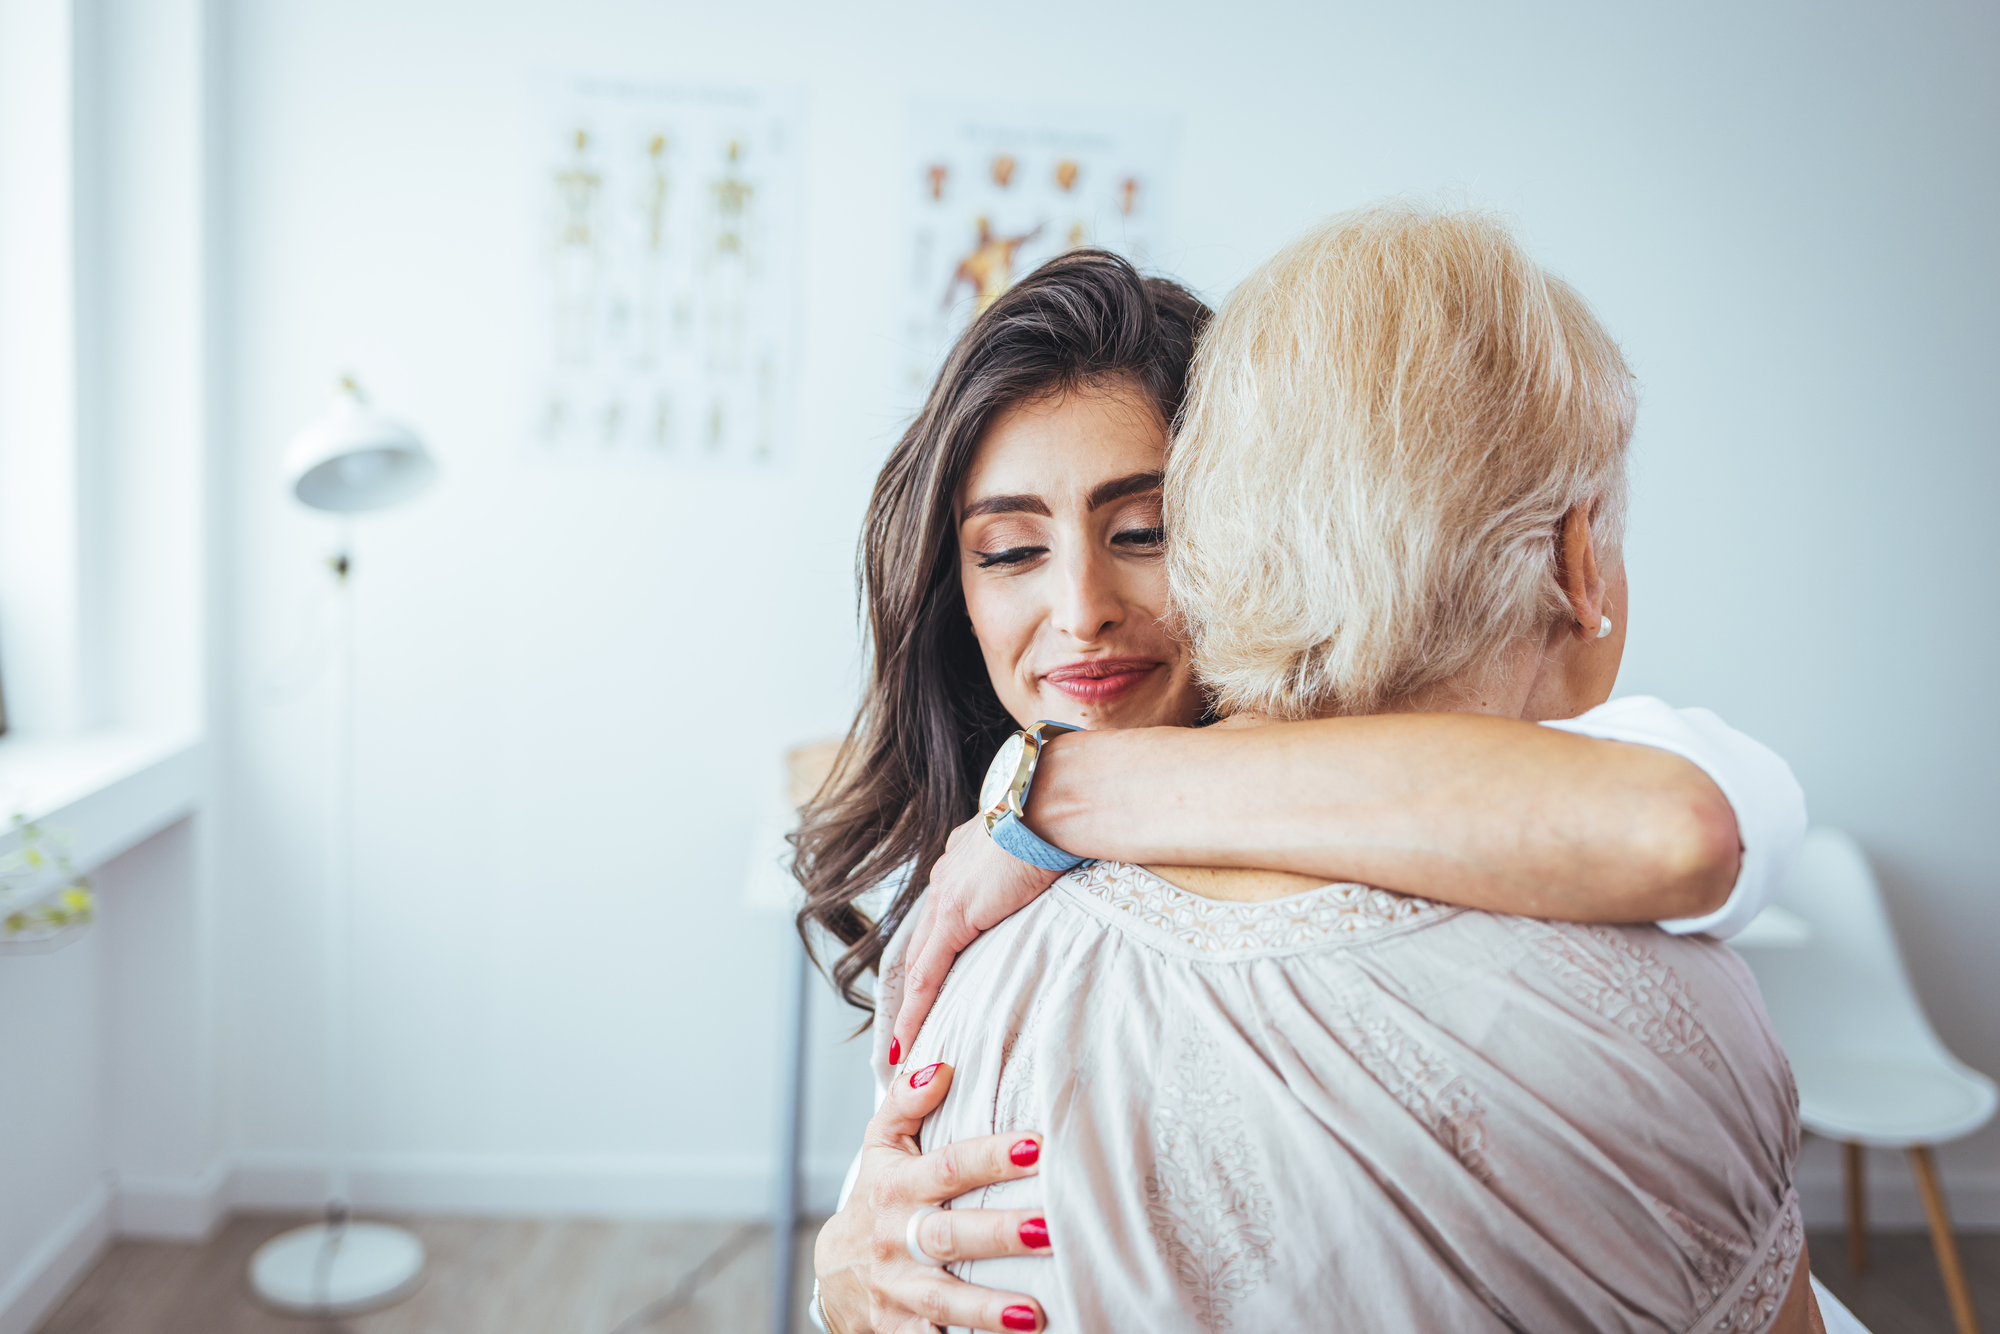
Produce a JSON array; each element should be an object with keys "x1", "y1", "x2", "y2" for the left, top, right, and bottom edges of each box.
[{"x1": 1025, "y1": 697, "x2": 1806, "y2": 933}]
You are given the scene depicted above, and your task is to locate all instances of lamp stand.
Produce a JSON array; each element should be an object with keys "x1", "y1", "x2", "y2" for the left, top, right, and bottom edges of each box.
[{"x1": 251, "y1": 532, "x2": 425, "y2": 1315}]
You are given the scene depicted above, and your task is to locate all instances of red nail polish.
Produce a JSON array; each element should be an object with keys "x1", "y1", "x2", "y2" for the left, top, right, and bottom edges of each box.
[
  {"x1": 909, "y1": 1062, "x2": 941, "y2": 1089},
  {"x1": 889, "y1": 1037, "x2": 901, "y2": 1066},
  {"x1": 1018, "y1": 1217, "x2": 1049, "y2": 1249},
  {"x1": 1009, "y1": 1138, "x2": 1040, "y2": 1167},
  {"x1": 1001, "y1": 1305, "x2": 1038, "y2": 1331}
]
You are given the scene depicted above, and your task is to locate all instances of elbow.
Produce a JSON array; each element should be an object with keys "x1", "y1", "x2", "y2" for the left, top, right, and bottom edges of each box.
[{"x1": 1643, "y1": 786, "x2": 1741, "y2": 921}]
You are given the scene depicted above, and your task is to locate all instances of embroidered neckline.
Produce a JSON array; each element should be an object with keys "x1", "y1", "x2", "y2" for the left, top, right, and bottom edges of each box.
[{"x1": 1062, "y1": 861, "x2": 1452, "y2": 958}]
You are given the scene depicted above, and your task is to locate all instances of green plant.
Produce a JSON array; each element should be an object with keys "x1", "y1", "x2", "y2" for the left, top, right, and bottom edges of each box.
[{"x1": 0, "y1": 815, "x2": 96, "y2": 951}]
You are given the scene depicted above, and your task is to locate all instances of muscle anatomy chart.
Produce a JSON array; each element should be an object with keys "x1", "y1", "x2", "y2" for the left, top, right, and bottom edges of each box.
[
  {"x1": 536, "y1": 78, "x2": 802, "y2": 464},
  {"x1": 904, "y1": 102, "x2": 1177, "y2": 398}
]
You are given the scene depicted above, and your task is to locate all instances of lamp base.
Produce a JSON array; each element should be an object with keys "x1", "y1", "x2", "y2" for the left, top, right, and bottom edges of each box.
[{"x1": 248, "y1": 1220, "x2": 425, "y2": 1317}]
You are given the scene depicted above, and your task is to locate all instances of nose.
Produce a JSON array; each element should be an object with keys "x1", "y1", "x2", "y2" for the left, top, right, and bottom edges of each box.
[{"x1": 1047, "y1": 544, "x2": 1125, "y2": 643}]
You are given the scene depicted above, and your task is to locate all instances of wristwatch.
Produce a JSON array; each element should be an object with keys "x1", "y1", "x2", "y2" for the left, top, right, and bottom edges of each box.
[{"x1": 978, "y1": 720, "x2": 1088, "y2": 872}]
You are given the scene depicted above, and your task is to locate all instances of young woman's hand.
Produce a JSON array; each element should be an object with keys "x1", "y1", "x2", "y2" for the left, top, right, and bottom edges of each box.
[
  {"x1": 814, "y1": 1061, "x2": 1051, "y2": 1333},
  {"x1": 892, "y1": 815, "x2": 1062, "y2": 1060}
]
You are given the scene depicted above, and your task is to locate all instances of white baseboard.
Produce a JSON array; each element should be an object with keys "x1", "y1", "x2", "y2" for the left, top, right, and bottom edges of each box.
[
  {"x1": 83, "y1": 1151, "x2": 2000, "y2": 1236},
  {"x1": 208, "y1": 1152, "x2": 1997, "y2": 1232},
  {"x1": 114, "y1": 1161, "x2": 230, "y2": 1240},
  {"x1": 209, "y1": 1150, "x2": 1991, "y2": 1233},
  {"x1": 15, "y1": 1148, "x2": 1980, "y2": 1334},
  {"x1": 0, "y1": 1186, "x2": 111, "y2": 1334},
  {"x1": 1798, "y1": 1161, "x2": 2000, "y2": 1231},
  {"x1": 223, "y1": 1150, "x2": 855, "y2": 1219}
]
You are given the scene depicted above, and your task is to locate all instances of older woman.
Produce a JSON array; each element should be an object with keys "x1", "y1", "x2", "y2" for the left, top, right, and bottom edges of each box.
[{"x1": 878, "y1": 207, "x2": 1819, "y2": 1332}]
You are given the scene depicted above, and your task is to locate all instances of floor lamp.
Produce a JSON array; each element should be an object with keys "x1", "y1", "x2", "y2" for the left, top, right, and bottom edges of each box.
[{"x1": 249, "y1": 379, "x2": 436, "y2": 1316}]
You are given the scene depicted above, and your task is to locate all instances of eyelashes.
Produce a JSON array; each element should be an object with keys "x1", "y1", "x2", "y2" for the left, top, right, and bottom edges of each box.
[
  {"x1": 975, "y1": 545, "x2": 1044, "y2": 569},
  {"x1": 972, "y1": 527, "x2": 1164, "y2": 569}
]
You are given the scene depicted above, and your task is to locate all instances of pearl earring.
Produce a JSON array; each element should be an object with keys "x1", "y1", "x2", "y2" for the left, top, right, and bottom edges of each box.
[{"x1": 1597, "y1": 615, "x2": 1613, "y2": 639}]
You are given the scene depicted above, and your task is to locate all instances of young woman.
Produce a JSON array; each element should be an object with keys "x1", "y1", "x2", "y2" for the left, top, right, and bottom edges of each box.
[{"x1": 796, "y1": 249, "x2": 1807, "y2": 1334}]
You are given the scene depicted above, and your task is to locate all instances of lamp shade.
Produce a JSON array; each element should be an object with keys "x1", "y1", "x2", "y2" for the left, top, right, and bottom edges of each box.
[{"x1": 285, "y1": 382, "x2": 436, "y2": 513}]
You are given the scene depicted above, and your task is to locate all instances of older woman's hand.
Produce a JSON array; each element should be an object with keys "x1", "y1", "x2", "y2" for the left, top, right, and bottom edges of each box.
[
  {"x1": 814, "y1": 1060, "x2": 1052, "y2": 1333},
  {"x1": 891, "y1": 815, "x2": 1063, "y2": 1062}
]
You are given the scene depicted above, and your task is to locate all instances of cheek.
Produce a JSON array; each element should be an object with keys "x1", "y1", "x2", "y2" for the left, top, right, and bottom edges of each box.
[
  {"x1": 1124, "y1": 566, "x2": 1177, "y2": 647},
  {"x1": 1134, "y1": 564, "x2": 1171, "y2": 620},
  {"x1": 961, "y1": 573, "x2": 1051, "y2": 728},
  {"x1": 961, "y1": 573, "x2": 1033, "y2": 665}
]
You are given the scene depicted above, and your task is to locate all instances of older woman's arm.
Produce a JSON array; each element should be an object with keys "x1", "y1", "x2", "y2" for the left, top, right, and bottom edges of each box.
[
  {"x1": 1033, "y1": 713, "x2": 1741, "y2": 921},
  {"x1": 890, "y1": 702, "x2": 1807, "y2": 1059}
]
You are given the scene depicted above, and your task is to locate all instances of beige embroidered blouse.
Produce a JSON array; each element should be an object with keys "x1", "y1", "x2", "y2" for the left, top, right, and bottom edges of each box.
[{"x1": 878, "y1": 861, "x2": 1804, "y2": 1334}]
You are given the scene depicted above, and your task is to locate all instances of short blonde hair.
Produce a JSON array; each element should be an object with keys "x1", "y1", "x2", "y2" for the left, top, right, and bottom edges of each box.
[{"x1": 1167, "y1": 203, "x2": 1633, "y2": 720}]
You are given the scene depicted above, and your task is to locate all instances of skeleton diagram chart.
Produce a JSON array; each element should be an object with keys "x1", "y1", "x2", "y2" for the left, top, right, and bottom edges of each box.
[
  {"x1": 903, "y1": 103, "x2": 1177, "y2": 398},
  {"x1": 537, "y1": 79, "x2": 802, "y2": 463}
]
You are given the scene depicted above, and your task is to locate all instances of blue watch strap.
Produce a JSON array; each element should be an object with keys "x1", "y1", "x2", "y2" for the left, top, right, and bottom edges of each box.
[{"x1": 989, "y1": 809, "x2": 1089, "y2": 872}]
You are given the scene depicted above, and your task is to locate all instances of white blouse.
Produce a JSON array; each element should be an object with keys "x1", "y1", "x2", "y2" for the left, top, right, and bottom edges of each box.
[{"x1": 1540, "y1": 697, "x2": 1807, "y2": 940}]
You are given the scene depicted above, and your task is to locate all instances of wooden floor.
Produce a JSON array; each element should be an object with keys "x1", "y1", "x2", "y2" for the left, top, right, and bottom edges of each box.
[
  {"x1": 1808, "y1": 1228, "x2": 1999, "y2": 1334},
  {"x1": 36, "y1": 1214, "x2": 822, "y2": 1334},
  {"x1": 35, "y1": 1214, "x2": 1995, "y2": 1333}
]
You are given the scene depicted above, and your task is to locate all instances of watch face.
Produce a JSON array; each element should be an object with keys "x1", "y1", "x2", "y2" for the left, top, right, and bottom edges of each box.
[{"x1": 979, "y1": 734, "x2": 1026, "y2": 815}]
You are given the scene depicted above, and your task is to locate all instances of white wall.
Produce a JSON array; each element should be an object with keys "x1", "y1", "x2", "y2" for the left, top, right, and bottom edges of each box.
[
  {"x1": 212, "y1": 0, "x2": 2000, "y2": 1224},
  {"x1": 0, "y1": 928, "x2": 108, "y2": 1334},
  {"x1": 98, "y1": 819, "x2": 222, "y2": 1236},
  {"x1": 0, "y1": 820, "x2": 210, "y2": 1334}
]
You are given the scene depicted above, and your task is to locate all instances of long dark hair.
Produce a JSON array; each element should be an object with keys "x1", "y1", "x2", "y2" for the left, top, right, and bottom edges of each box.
[{"x1": 793, "y1": 250, "x2": 1211, "y2": 1012}]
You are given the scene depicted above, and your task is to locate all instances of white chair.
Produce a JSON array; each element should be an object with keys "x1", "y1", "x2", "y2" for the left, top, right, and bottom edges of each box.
[{"x1": 1736, "y1": 826, "x2": 1997, "y2": 1334}]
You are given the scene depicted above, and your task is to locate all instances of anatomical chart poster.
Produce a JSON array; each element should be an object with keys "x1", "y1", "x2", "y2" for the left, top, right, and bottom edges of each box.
[
  {"x1": 534, "y1": 78, "x2": 803, "y2": 463},
  {"x1": 902, "y1": 102, "x2": 1178, "y2": 398}
]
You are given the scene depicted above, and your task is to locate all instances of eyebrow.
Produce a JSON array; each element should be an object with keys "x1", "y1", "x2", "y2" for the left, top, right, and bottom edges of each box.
[
  {"x1": 960, "y1": 470, "x2": 1163, "y2": 522},
  {"x1": 1087, "y1": 470, "x2": 1164, "y2": 510}
]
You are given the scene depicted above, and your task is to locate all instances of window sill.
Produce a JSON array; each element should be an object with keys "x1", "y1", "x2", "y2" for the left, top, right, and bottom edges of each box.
[{"x1": 0, "y1": 730, "x2": 201, "y2": 874}]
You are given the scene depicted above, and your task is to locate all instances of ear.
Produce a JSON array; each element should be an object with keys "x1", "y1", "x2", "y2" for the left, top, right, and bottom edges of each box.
[{"x1": 1554, "y1": 503, "x2": 1608, "y2": 640}]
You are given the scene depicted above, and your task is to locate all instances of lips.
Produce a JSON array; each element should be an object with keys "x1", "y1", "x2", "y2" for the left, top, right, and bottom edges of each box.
[{"x1": 1042, "y1": 657, "x2": 1162, "y2": 704}]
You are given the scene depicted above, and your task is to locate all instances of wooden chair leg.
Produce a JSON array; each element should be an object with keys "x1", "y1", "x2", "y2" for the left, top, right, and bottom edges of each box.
[
  {"x1": 1843, "y1": 1141, "x2": 1867, "y2": 1272},
  {"x1": 1909, "y1": 1145, "x2": 1981, "y2": 1334}
]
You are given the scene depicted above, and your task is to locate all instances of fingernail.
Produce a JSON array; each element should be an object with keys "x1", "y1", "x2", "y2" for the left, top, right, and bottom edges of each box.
[
  {"x1": 909, "y1": 1062, "x2": 942, "y2": 1089},
  {"x1": 1001, "y1": 1305, "x2": 1039, "y2": 1331},
  {"x1": 1009, "y1": 1138, "x2": 1040, "y2": 1167},
  {"x1": 1019, "y1": 1217, "x2": 1049, "y2": 1249},
  {"x1": 889, "y1": 1037, "x2": 901, "y2": 1066}
]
